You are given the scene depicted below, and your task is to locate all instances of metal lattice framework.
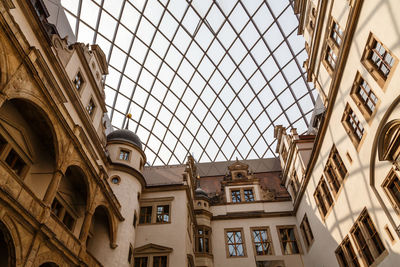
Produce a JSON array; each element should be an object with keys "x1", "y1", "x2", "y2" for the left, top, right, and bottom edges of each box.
[{"x1": 61, "y1": 0, "x2": 316, "y2": 165}]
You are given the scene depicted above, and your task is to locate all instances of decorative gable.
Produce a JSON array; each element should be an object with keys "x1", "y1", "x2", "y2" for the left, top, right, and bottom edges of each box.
[
  {"x1": 134, "y1": 243, "x2": 173, "y2": 255},
  {"x1": 228, "y1": 159, "x2": 249, "y2": 180}
]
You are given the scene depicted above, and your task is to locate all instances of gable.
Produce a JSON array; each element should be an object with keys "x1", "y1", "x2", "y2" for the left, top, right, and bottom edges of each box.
[{"x1": 134, "y1": 243, "x2": 173, "y2": 255}]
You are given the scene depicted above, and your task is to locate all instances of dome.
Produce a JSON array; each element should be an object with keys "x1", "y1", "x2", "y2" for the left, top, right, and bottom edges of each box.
[
  {"x1": 195, "y1": 187, "x2": 208, "y2": 198},
  {"x1": 107, "y1": 129, "x2": 142, "y2": 150}
]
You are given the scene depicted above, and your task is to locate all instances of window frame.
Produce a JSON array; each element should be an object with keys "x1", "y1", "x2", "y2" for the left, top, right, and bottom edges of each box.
[
  {"x1": 350, "y1": 72, "x2": 379, "y2": 122},
  {"x1": 50, "y1": 194, "x2": 78, "y2": 232},
  {"x1": 324, "y1": 146, "x2": 348, "y2": 198},
  {"x1": 139, "y1": 197, "x2": 173, "y2": 225},
  {"x1": 314, "y1": 177, "x2": 334, "y2": 220},
  {"x1": 329, "y1": 18, "x2": 344, "y2": 47},
  {"x1": 224, "y1": 228, "x2": 247, "y2": 258},
  {"x1": 350, "y1": 209, "x2": 386, "y2": 266},
  {"x1": 299, "y1": 214, "x2": 314, "y2": 250},
  {"x1": 195, "y1": 225, "x2": 212, "y2": 254},
  {"x1": 250, "y1": 226, "x2": 274, "y2": 256},
  {"x1": 335, "y1": 236, "x2": 360, "y2": 267},
  {"x1": 342, "y1": 104, "x2": 366, "y2": 149},
  {"x1": 134, "y1": 255, "x2": 169, "y2": 267},
  {"x1": 276, "y1": 225, "x2": 302, "y2": 255},
  {"x1": 361, "y1": 33, "x2": 397, "y2": 88},
  {"x1": 72, "y1": 70, "x2": 85, "y2": 92},
  {"x1": 86, "y1": 97, "x2": 96, "y2": 118},
  {"x1": 118, "y1": 148, "x2": 131, "y2": 161},
  {"x1": 382, "y1": 168, "x2": 400, "y2": 215},
  {"x1": 133, "y1": 257, "x2": 148, "y2": 267},
  {"x1": 229, "y1": 187, "x2": 256, "y2": 203},
  {"x1": 289, "y1": 170, "x2": 300, "y2": 199}
]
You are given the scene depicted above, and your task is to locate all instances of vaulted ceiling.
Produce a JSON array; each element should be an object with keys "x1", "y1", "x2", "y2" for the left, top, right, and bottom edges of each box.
[{"x1": 61, "y1": 0, "x2": 316, "y2": 165}]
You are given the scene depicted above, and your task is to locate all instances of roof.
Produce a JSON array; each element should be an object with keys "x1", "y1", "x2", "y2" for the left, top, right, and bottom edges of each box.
[
  {"x1": 196, "y1": 157, "x2": 281, "y2": 177},
  {"x1": 107, "y1": 129, "x2": 143, "y2": 150},
  {"x1": 143, "y1": 164, "x2": 185, "y2": 186}
]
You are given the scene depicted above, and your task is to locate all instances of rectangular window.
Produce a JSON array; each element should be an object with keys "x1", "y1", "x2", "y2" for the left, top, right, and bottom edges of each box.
[
  {"x1": 51, "y1": 198, "x2": 63, "y2": 217},
  {"x1": 342, "y1": 104, "x2": 364, "y2": 147},
  {"x1": 314, "y1": 177, "x2": 334, "y2": 219},
  {"x1": 351, "y1": 209, "x2": 385, "y2": 266},
  {"x1": 244, "y1": 189, "x2": 255, "y2": 202},
  {"x1": 369, "y1": 40, "x2": 394, "y2": 78},
  {"x1": 362, "y1": 34, "x2": 396, "y2": 87},
  {"x1": 119, "y1": 149, "x2": 130, "y2": 161},
  {"x1": 325, "y1": 45, "x2": 338, "y2": 70},
  {"x1": 153, "y1": 256, "x2": 167, "y2": 267},
  {"x1": 277, "y1": 226, "x2": 301, "y2": 255},
  {"x1": 86, "y1": 98, "x2": 96, "y2": 116},
  {"x1": 156, "y1": 205, "x2": 170, "y2": 223},
  {"x1": 139, "y1": 206, "x2": 152, "y2": 224},
  {"x1": 51, "y1": 197, "x2": 76, "y2": 231},
  {"x1": 330, "y1": 20, "x2": 344, "y2": 46},
  {"x1": 251, "y1": 227, "x2": 274, "y2": 255},
  {"x1": 5, "y1": 149, "x2": 26, "y2": 176},
  {"x1": 195, "y1": 226, "x2": 211, "y2": 253},
  {"x1": 134, "y1": 257, "x2": 148, "y2": 267},
  {"x1": 290, "y1": 171, "x2": 300, "y2": 199},
  {"x1": 300, "y1": 214, "x2": 314, "y2": 249},
  {"x1": 225, "y1": 229, "x2": 246, "y2": 257},
  {"x1": 357, "y1": 78, "x2": 377, "y2": 114},
  {"x1": 335, "y1": 236, "x2": 360, "y2": 267},
  {"x1": 73, "y1": 72, "x2": 84, "y2": 90},
  {"x1": 62, "y1": 211, "x2": 75, "y2": 231},
  {"x1": 231, "y1": 190, "x2": 241, "y2": 203},
  {"x1": 324, "y1": 146, "x2": 347, "y2": 196},
  {"x1": 382, "y1": 169, "x2": 400, "y2": 214}
]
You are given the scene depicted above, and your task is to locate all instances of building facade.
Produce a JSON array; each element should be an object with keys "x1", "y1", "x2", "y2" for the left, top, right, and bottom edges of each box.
[{"x1": 0, "y1": 0, "x2": 400, "y2": 267}]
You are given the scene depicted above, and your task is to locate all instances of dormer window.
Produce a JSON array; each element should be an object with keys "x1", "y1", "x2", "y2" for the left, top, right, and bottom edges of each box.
[
  {"x1": 119, "y1": 149, "x2": 130, "y2": 161},
  {"x1": 86, "y1": 98, "x2": 96, "y2": 117},
  {"x1": 73, "y1": 72, "x2": 84, "y2": 91}
]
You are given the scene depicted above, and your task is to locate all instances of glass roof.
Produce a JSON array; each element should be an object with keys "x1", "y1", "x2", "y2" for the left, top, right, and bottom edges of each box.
[{"x1": 61, "y1": 0, "x2": 316, "y2": 166}]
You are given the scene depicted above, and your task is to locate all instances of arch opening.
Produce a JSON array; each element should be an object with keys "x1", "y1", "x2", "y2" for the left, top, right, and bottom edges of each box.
[
  {"x1": 0, "y1": 98, "x2": 57, "y2": 199},
  {"x1": 51, "y1": 165, "x2": 88, "y2": 236},
  {"x1": 0, "y1": 221, "x2": 16, "y2": 267},
  {"x1": 86, "y1": 205, "x2": 114, "y2": 264},
  {"x1": 39, "y1": 263, "x2": 59, "y2": 267}
]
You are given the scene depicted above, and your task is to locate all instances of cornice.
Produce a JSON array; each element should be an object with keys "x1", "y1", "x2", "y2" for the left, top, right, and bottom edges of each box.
[
  {"x1": 307, "y1": 0, "x2": 329, "y2": 81},
  {"x1": 212, "y1": 210, "x2": 294, "y2": 221}
]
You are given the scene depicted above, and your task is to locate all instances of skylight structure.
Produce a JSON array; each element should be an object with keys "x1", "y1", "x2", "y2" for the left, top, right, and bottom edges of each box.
[{"x1": 61, "y1": 0, "x2": 316, "y2": 165}]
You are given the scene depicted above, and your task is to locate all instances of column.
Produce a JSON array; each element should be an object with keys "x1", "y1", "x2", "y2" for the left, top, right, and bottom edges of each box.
[
  {"x1": 79, "y1": 210, "x2": 94, "y2": 244},
  {"x1": 43, "y1": 169, "x2": 63, "y2": 206}
]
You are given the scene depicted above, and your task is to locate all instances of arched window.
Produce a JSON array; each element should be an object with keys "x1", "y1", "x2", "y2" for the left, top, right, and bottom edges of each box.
[{"x1": 379, "y1": 120, "x2": 400, "y2": 163}]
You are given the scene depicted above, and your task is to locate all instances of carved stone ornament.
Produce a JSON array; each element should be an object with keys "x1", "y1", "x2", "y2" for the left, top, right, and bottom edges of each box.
[
  {"x1": 51, "y1": 34, "x2": 74, "y2": 67},
  {"x1": 261, "y1": 189, "x2": 276, "y2": 201}
]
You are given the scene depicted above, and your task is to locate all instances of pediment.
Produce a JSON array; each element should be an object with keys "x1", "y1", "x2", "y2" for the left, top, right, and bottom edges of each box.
[
  {"x1": 134, "y1": 243, "x2": 173, "y2": 255},
  {"x1": 228, "y1": 159, "x2": 249, "y2": 171},
  {"x1": 0, "y1": 116, "x2": 34, "y2": 161}
]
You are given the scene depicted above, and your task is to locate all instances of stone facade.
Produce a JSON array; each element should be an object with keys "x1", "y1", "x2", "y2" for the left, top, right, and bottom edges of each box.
[{"x1": 1, "y1": 0, "x2": 400, "y2": 267}]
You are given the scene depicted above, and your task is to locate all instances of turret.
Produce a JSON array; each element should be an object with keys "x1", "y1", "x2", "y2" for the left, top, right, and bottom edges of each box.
[
  {"x1": 90, "y1": 127, "x2": 146, "y2": 267},
  {"x1": 106, "y1": 128, "x2": 146, "y2": 173}
]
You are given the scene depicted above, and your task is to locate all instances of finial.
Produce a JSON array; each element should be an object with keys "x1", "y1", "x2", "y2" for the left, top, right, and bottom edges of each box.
[{"x1": 125, "y1": 113, "x2": 132, "y2": 129}]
